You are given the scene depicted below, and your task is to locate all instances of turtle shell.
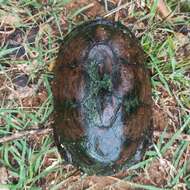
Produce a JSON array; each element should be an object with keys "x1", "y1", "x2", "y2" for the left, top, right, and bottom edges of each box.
[{"x1": 53, "y1": 19, "x2": 152, "y2": 175}]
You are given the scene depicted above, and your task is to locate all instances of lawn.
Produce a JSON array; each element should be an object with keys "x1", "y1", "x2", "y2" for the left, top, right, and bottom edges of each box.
[{"x1": 0, "y1": 0, "x2": 190, "y2": 189}]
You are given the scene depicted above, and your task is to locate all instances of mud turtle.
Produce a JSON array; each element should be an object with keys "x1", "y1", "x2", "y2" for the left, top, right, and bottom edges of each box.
[{"x1": 53, "y1": 19, "x2": 152, "y2": 175}]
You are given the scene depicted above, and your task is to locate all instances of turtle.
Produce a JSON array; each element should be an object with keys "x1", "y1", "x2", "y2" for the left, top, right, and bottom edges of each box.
[{"x1": 52, "y1": 18, "x2": 153, "y2": 175}]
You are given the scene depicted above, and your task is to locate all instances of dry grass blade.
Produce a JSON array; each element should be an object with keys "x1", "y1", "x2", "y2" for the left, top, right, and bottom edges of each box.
[
  {"x1": 69, "y1": 3, "x2": 95, "y2": 20},
  {"x1": 114, "y1": 0, "x2": 122, "y2": 21},
  {"x1": 103, "y1": 2, "x2": 131, "y2": 18},
  {"x1": 0, "y1": 128, "x2": 53, "y2": 144}
]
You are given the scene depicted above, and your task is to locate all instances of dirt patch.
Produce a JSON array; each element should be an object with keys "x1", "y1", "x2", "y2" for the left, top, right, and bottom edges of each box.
[
  {"x1": 21, "y1": 86, "x2": 48, "y2": 108},
  {"x1": 133, "y1": 159, "x2": 169, "y2": 187}
]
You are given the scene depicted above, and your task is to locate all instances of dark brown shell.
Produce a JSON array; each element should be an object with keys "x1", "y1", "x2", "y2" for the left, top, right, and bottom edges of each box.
[{"x1": 53, "y1": 19, "x2": 152, "y2": 175}]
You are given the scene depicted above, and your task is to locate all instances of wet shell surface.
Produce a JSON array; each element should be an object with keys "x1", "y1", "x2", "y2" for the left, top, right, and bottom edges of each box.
[{"x1": 53, "y1": 19, "x2": 152, "y2": 175}]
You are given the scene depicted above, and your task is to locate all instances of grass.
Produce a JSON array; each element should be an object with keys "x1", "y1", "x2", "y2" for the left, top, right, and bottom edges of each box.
[{"x1": 0, "y1": 0, "x2": 190, "y2": 189}]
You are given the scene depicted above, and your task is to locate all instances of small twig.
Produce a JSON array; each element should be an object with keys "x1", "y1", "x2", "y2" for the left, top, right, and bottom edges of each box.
[
  {"x1": 0, "y1": 128, "x2": 53, "y2": 144},
  {"x1": 115, "y1": 0, "x2": 122, "y2": 22},
  {"x1": 69, "y1": 3, "x2": 94, "y2": 20},
  {"x1": 103, "y1": 2, "x2": 131, "y2": 18},
  {"x1": 1, "y1": 127, "x2": 189, "y2": 144},
  {"x1": 104, "y1": 0, "x2": 108, "y2": 12}
]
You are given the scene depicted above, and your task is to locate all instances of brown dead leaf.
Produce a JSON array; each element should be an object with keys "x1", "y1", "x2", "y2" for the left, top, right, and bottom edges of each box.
[
  {"x1": 0, "y1": 14, "x2": 21, "y2": 27},
  {"x1": 150, "y1": 0, "x2": 172, "y2": 19},
  {"x1": 153, "y1": 105, "x2": 169, "y2": 131},
  {"x1": 8, "y1": 85, "x2": 36, "y2": 99},
  {"x1": 0, "y1": 167, "x2": 9, "y2": 190}
]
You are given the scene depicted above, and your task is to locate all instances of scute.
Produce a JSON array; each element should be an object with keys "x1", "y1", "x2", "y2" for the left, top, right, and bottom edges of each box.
[{"x1": 53, "y1": 19, "x2": 152, "y2": 175}]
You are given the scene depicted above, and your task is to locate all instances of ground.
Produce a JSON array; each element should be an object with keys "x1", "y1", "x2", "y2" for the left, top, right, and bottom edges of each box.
[{"x1": 0, "y1": 0, "x2": 190, "y2": 189}]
